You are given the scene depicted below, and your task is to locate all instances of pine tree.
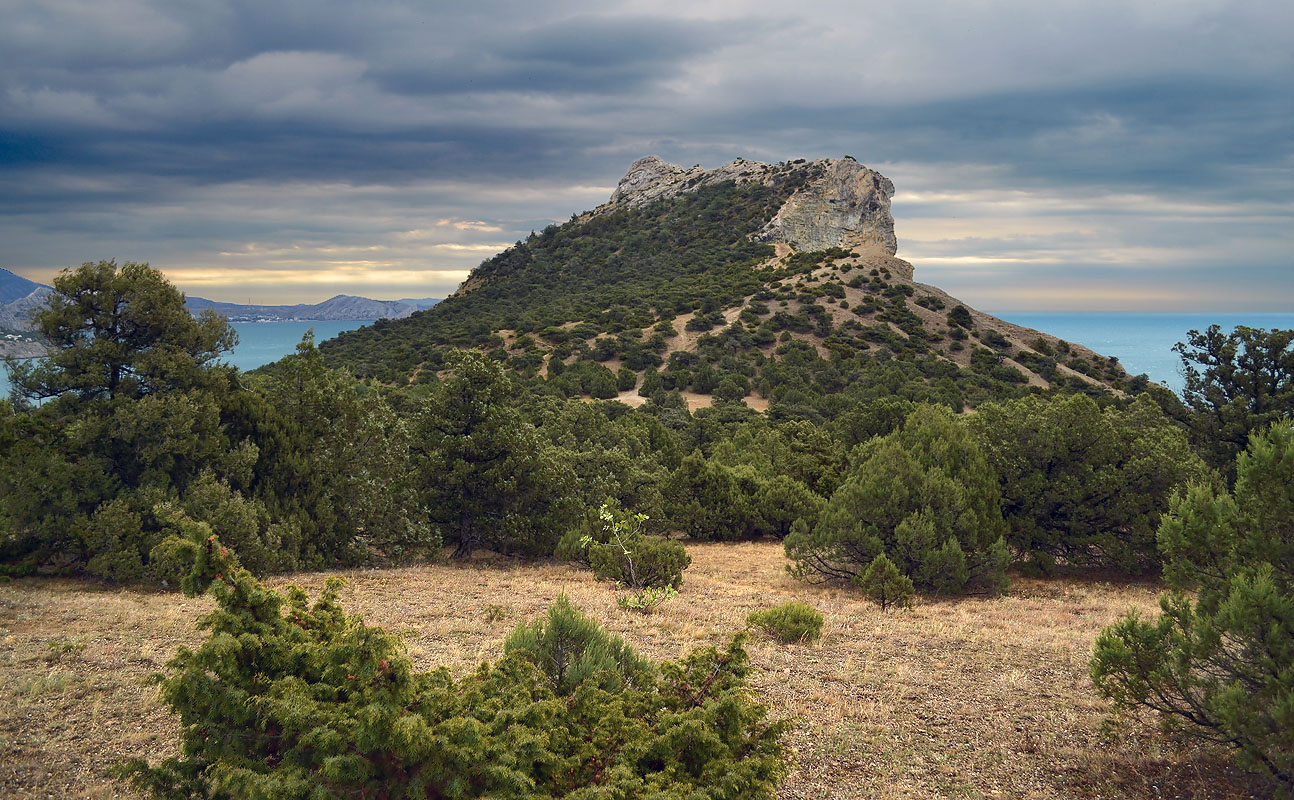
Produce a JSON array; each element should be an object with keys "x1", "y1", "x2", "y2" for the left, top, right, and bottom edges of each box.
[
  {"x1": 1175, "y1": 325, "x2": 1294, "y2": 476},
  {"x1": 1091, "y1": 420, "x2": 1294, "y2": 791},
  {"x1": 971, "y1": 392, "x2": 1209, "y2": 574},
  {"x1": 415, "y1": 349, "x2": 578, "y2": 558},
  {"x1": 785, "y1": 404, "x2": 1009, "y2": 595},
  {"x1": 0, "y1": 261, "x2": 251, "y2": 579},
  {"x1": 856, "y1": 553, "x2": 913, "y2": 611}
]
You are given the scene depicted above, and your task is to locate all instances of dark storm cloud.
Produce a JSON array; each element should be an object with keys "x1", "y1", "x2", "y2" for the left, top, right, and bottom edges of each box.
[
  {"x1": 714, "y1": 78, "x2": 1293, "y2": 196},
  {"x1": 374, "y1": 16, "x2": 751, "y2": 96},
  {"x1": 1, "y1": 0, "x2": 1291, "y2": 307}
]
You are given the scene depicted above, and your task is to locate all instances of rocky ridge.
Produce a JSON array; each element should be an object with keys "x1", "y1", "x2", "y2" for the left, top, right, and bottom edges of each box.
[
  {"x1": 0, "y1": 286, "x2": 53, "y2": 333},
  {"x1": 601, "y1": 155, "x2": 899, "y2": 257}
]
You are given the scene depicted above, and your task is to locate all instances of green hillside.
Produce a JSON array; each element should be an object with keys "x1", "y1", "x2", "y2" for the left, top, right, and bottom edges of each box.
[{"x1": 318, "y1": 165, "x2": 1136, "y2": 415}]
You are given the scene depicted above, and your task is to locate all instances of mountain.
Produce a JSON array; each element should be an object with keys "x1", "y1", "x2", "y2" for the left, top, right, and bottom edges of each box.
[
  {"x1": 0, "y1": 264, "x2": 441, "y2": 358},
  {"x1": 0, "y1": 268, "x2": 47, "y2": 305},
  {"x1": 184, "y1": 294, "x2": 439, "y2": 322},
  {"x1": 318, "y1": 156, "x2": 1134, "y2": 411},
  {"x1": 398, "y1": 298, "x2": 442, "y2": 311},
  {"x1": 0, "y1": 271, "x2": 53, "y2": 358},
  {"x1": 0, "y1": 268, "x2": 54, "y2": 343}
]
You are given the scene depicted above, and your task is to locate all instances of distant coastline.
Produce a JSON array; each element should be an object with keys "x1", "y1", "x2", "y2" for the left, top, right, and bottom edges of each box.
[{"x1": 2, "y1": 319, "x2": 373, "y2": 397}]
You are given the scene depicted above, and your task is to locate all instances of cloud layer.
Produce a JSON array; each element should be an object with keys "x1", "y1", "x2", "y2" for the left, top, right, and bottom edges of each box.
[{"x1": 2, "y1": 0, "x2": 1290, "y2": 308}]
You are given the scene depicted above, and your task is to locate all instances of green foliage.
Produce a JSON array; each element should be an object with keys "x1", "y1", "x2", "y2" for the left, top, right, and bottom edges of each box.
[
  {"x1": 571, "y1": 502, "x2": 691, "y2": 591},
  {"x1": 0, "y1": 265, "x2": 437, "y2": 579},
  {"x1": 415, "y1": 350, "x2": 579, "y2": 558},
  {"x1": 667, "y1": 451, "x2": 753, "y2": 541},
  {"x1": 855, "y1": 553, "x2": 913, "y2": 611},
  {"x1": 754, "y1": 475, "x2": 825, "y2": 539},
  {"x1": 786, "y1": 404, "x2": 1009, "y2": 596},
  {"x1": 746, "y1": 601, "x2": 823, "y2": 643},
  {"x1": 252, "y1": 334, "x2": 433, "y2": 566},
  {"x1": 946, "y1": 305, "x2": 973, "y2": 329},
  {"x1": 709, "y1": 419, "x2": 845, "y2": 498},
  {"x1": 592, "y1": 533, "x2": 691, "y2": 591},
  {"x1": 504, "y1": 594, "x2": 651, "y2": 694},
  {"x1": 537, "y1": 403, "x2": 677, "y2": 529},
  {"x1": 0, "y1": 262, "x2": 244, "y2": 578},
  {"x1": 120, "y1": 543, "x2": 791, "y2": 800},
  {"x1": 1091, "y1": 421, "x2": 1294, "y2": 792},
  {"x1": 971, "y1": 393, "x2": 1210, "y2": 574},
  {"x1": 9, "y1": 260, "x2": 236, "y2": 404},
  {"x1": 1175, "y1": 325, "x2": 1294, "y2": 476},
  {"x1": 616, "y1": 366, "x2": 638, "y2": 392}
]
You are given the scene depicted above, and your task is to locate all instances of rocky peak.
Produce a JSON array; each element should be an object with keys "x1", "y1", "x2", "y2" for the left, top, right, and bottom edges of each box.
[{"x1": 601, "y1": 155, "x2": 898, "y2": 256}]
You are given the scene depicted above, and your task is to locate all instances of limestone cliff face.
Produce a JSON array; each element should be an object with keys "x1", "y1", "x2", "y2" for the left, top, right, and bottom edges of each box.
[
  {"x1": 601, "y1": 155, "x2": 897, "y2": 256},
  {"x1": 756, "y1": 159, "x2": 896, "y2": 255}
]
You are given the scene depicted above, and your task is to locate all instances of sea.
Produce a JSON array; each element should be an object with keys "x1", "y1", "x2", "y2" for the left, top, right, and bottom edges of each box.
[
  {"x1": 1, "y1": 320, "x2": 370, "y2": 400},
  {"x1": 990, "y1": 312, "x2": 1294, "y2": 394},
  {"x1": 3, "y1": 314, "x2": 1293, "y2": 400}
]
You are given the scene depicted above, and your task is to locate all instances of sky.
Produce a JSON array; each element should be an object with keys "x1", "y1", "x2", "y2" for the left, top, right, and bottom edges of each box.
[{"x1": 1, "y1": 0, "x2": 1290, "y2": 310}]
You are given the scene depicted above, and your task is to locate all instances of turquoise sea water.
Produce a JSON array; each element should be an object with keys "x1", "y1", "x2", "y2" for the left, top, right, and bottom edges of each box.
[
  {"x1": 218, "y1": 320, "x2": 371, "y2": 373},
  {"x1": 991, "y1": 312, "x2": 1294, "y2": 394},
  {"x1": 5, "y1": 314, "x2": 1293, "y2": 400},
  {"x1": 1, "y1": 320, "x2": 370, "y2": 399}
]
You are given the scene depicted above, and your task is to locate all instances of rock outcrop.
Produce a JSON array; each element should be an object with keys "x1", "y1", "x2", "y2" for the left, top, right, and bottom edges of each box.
[
  {"x1": 756, "y1": 159, "x2": 897, "y2": 255},
  {"x1": 601, "y1": 155, "x2": 898, "y2": 257}
]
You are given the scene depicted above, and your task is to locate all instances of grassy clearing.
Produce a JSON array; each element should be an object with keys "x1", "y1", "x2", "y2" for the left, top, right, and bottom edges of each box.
[{"x1": 0, "y1": 541, "x2": 1271, "y2": 799}]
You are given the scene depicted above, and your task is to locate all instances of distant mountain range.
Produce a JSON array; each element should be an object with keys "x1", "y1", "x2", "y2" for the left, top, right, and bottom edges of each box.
[
  {"x1": 0, "y1": 267, "x2": 439, "y2": 358},
  {"x1": 185, "y1": 294, "x2": 440, "y2": 322},
  {"x1": 0, "y1": 268, "x2": 438, "y2": 326},
  {"x1": 0, "y1": 269, "x2": 45, "y2": 305}
]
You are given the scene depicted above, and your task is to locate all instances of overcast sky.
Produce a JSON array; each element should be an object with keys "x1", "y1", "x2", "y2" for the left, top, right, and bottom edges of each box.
[{"x1": 1, "y1": 0, "x2": 1290, "y2": 309}]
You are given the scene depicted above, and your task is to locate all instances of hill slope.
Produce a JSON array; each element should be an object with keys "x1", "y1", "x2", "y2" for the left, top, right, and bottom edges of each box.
[{"x1": 319, "y1": 156, "x2": 1134, "y2": 408}]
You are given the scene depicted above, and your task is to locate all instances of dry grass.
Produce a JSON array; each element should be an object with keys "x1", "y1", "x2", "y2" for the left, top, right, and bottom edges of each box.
[{"x1": 0, "y1": 542, "x2": 1271, "y2": 799}]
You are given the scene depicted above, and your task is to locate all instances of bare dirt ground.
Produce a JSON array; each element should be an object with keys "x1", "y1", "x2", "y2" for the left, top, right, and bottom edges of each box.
[{"x1": 0, "y1": 542, "x2": 1270, "y2": 799}]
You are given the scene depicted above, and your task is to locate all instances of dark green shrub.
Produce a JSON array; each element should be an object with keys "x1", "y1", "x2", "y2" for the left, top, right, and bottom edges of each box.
[
  {"x1": 715, "y1": 374, "x2": 750, "y2": 402},
  {"x1": 981, "y1": 328, "x2": 1010, "y2": 350},
  {"x1": 1091, "y1": 421, "x2": 1294, "y2": 792},
  {"x1": 856, "y1": 553, "x2": 913, "y2": 611},
  {"x1": 746, "y1": 601, "x2": 823, "y2": 643},
  {"x1": 1175, "y1": 325, "x2": 1294, "y2": 476},
  {"x1": 753, "y1": 475, "x2": 825, "y2": 539},
  {"x1": 667, "y1": 452, "x2": 753, "y2": 541},
  {"x1": 785, "y1": 404, "x2": 1009, "y2": 596},
  {"x1": 971, "y1": 393, "x2": 1209, "y2": 574},
  {"x1": 119, "y1": 541, "x2": 790, "y2": 800},
  {"x1": 616, "y1": 366, "x2": 638, "y2": 392},
  {"x1": 947, "y1": 304, "x2": 973, "y2": 329},
  {"x1": 562, "y1": 503, "x2": 691, "y2": 590},
  {"x1": 590, "y1": 534, "x2": 690, "y2": 590}
]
